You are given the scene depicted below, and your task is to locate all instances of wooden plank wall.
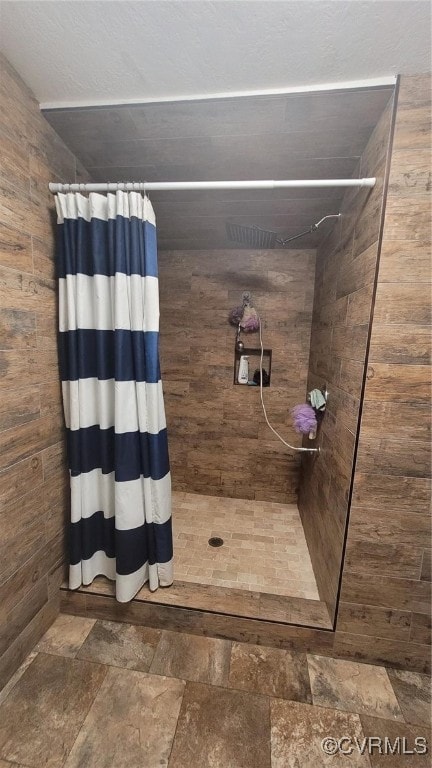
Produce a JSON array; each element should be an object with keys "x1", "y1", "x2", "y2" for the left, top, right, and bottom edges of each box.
[
  {"x1": 0, "y1": 53, "x2": 88, "y2": 688},
  {"x1": 298, "y1": 93, "x2": 395, "y2": 614},
  {"x1": 158, "y1": 248, "x2": 315, "y2": 502},
  {"x1": 337, "y1": 74, "x2": 431, "y2": 665}
]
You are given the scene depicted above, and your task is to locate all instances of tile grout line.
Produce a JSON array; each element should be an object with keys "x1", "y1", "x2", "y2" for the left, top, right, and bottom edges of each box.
[{"x1": 166, "y1": 680, "x2": 188, "y2": 768}]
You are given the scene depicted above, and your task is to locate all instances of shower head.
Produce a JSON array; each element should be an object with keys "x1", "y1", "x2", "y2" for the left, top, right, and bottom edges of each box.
[
  {"x1": 226, "y1": 223, "x2": 279, "y2": 249},
  {"x1": 226, "y1": 213, "x2": 341, "y2": 248}
]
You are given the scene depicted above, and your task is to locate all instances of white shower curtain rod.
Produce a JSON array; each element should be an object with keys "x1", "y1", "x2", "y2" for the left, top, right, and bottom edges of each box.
[{"x1": 49, "y1": 178, "x2": 376, "y2": 193}]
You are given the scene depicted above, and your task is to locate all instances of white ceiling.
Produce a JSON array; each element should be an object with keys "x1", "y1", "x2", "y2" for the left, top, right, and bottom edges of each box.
[{"x1": 0, "y1": 0, "x2": 430, "y2": 108}]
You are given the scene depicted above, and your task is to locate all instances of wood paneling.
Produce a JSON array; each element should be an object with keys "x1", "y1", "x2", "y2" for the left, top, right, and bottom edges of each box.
[
  {"x1": 348, "y1": 506, "x2": 430, "y2": 549},
  {"x1": 0, "y1": 52, "x2": 87, "y2": 688},
  {"x1": 159, "y1": 248, "x2": 315, "y2": 500},
  {"x1": 410, "y1": 613, "x2": 431, "y2": 645},
  {"x1": 377, "y1": 240, "x2": 431, "y2": 283},
  {"x1": 372, "y1": 283, "x2": 431, "y2": 324},
  {"x1": 336, "y1": 603, "x2": 412, "y2": 641},
  {"x1": 421, "y1": 549, "x2": 431, "y2": 582},
  {"x1": 353, "y1": 472, "x2": 431, "y2": 514},
  {"x1": 383, "y1": 198, "x2": 431, "y2": 241},
  {"x1": 339, "y1": 73, "x2": 432, "y2": 665},
  {"x1": 355, "y1": 436, "x2": 431, "y2": 478},
  {"x1": 340, "y1": 571, "x2": 431, "y2": 615},
  {"x1": 332, "y1": 632, "x2": 430, "y2": 673},
  {"x1": 1, "y1": 62, "x2": 430, "y2": 679},
  {"x1": 67, "y1": 576, "x2": 332, "y2": 629},
  {"x1": 364, "y1": 362, "x2": 430, "y2": 402},
  {"x1": 368, "y1": 325, "x2": 430, "y2": 365},
  {"x1": 298, "y1": 94, "x2": 395, "y2": 615},
  {"x1": 344, "y1": 540, "x2": 423, "y2": 580},
  {"x1": 43, "y1": 88, "x2": 393, "y2": 250}
]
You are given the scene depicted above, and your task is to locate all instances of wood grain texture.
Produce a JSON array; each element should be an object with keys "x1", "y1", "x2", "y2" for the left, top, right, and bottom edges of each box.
[
  {"x1": 377, "y1": 240, "x2": 431, "y2": 283},
  {"x1": 340, "y1": 571, "x2": 431, "y2": 615},
  {"x1": 364, "y1": 363, "x2": 430, "y2": 403},
  {"x1": 332, "y1": 632, "x2": 430, "y2": 673},
  {"x1": 352, "y1": 472, "x2": 431, "y2": 514},
  {"x1": 336, "y1": 602, "x2": 411, "y2": 641},
  {"x1": 359, "y1": 401, "x2": 431, "y2": 442},
  {"x1": 2, "y1": 63, "x2": 430, "y2": 680},
  {"x1": 342, "y1": 74, "x2": 432, "y2": 665},
  {"x1": 344, "y1": 540, "x2": 423, "y2": 581},
  {"x1": 75, "y1": 575, "x2": 331, "y2": 628},
  {"x1": 372, "y1": 283, "x2": 431, "y2": 325},
  {"x1": 368, "y1": 325, "x2": 431, "y2": 365},
  {"x1": 0, "y1": 52, "x2": 88, "y2": 688},
  {"x1": 159, "y1": 248, "x2": 315, "y2": 500},
  {"x1": 298, "y1": 94, "x2": 394, "y2": 616},
  {"x1": 348, "y1": 506, "x2": 430, "y2": 549},
  {"x1": 60, "y1": 585, "x2": 430, "y2": 674}
]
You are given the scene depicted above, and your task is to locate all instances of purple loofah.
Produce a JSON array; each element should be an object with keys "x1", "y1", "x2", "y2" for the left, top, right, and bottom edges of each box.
[
  {"x1": 291, "y1": 403, "x2": 317, "y2": 435},
  {"x1": 229, "y1": 306, "x2": 244, "y2": 326},
  {"x1": 241, "y1": 314, "x2": 260, "y2": 332}
]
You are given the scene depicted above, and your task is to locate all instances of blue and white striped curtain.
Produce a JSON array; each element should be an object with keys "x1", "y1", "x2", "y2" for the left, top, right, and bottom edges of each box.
[{"x1": 55, "y1": 191, "x2": 173, "y2": 602}]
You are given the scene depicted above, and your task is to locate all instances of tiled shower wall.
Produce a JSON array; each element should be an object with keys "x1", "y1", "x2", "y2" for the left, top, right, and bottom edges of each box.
[
  {"x1": 298, "y1": 92, "x2": 395, "y2": 614},
  {"x1": 158, "y1": 248, "x2": 315, "y2": 502},
  {"x1": 0, "y1": 54, "x2": 88, "y2": 687},
  {"x1": 338, "y1": 74, "x2": 431, "y2": 664}
]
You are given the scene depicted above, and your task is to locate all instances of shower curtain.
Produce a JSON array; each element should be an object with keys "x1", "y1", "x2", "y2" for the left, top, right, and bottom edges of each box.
[{"x1": 56, "y1": 191, "x2": 173, "y2": 602}]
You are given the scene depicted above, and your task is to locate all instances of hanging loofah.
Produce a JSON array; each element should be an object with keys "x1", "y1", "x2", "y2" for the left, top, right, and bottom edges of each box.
[
  {"x1": 228, "y1": 292, "x2": 260, "y2": 333},
  {"x1": 241, "y1": 304, "x2": 260, "y2": 332},
  {"x1": 229, "y1": 306, "x2": 244, "y2": 326},
  {"x1": 291, "y1": 403, "x2": 317, "y2": 435}
]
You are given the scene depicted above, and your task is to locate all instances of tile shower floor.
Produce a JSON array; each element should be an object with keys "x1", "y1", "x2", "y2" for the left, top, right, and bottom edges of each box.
[{"x1": 172, "y1": 491, "x2": 320, "y2": 600}]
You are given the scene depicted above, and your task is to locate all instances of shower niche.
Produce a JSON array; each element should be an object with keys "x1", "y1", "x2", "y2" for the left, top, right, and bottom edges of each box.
[{"x1": 233, "y1": 346, "x2": 272, "y2": 386}]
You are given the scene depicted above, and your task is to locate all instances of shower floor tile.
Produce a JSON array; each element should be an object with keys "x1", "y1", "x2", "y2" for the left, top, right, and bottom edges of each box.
[{"x1": 172, "y1": 491, "x2": 320, "y2": 600}]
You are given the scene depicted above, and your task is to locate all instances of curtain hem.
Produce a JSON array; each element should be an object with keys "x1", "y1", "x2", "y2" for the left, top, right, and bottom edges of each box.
[{"x1": 69, "y1": 553, "x2": 174, "y2": 602}]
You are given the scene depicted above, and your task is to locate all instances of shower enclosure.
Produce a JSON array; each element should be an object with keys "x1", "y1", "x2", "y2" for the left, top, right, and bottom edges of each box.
[
  {"x1": 153, "y1": 91, "x2": 395, "y2": 629},
  {"x1": 47, "y1": 82, "x2": 397, "y2": 631}
]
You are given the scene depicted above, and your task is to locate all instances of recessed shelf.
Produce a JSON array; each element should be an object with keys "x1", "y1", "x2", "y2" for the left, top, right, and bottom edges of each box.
[{"x1": 233, "y1": 346, "x2": 272, "y2": 386}]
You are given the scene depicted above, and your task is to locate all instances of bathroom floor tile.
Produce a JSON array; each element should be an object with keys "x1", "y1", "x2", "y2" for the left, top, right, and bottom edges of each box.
[
  {"x1": 64, "y1": 667, "x2": 184, "y2": 768},
  {"x1": 360, "y1": 715, "x2": 432, "y2": 767},
  {"x1": 308, "y1": 655, "x2": 404, "y2": 721},
  {"x1": 271, "y1": 698, "x2": 370, "y2": 768},
  {"x1": 0, "y1": 616, "x2": 430, "y2": 768},
  {"x1": 171, "y1": 491, "x2": 320, "y2": 600},
  {"x1": 35, "y1": 613, "x2": 96, "y2": 658},
  {"x1": 229, "y1": 642, "x2": 312, "y2": 702},
  {"x1": 149, "y1": 629, "x2": 231, "y2": 686},
  {"x1": 0, "y1": 761, "x2": 28, "y2": 768},
  {"x1": 169, "y1": 681, "x2": 271, "y2": 768},
  {"x1": 386, "y1": 669, "x2": 431, "y2": 727},
  {"x1": 77, "y1": 619, "x2": 161, "y2": 672},
  {"x1": 0, "y1": 651, "x2": 37, "y2": 706},
  {"x1": 0, "y1": 652, "x2": 106, "y2": 768}
]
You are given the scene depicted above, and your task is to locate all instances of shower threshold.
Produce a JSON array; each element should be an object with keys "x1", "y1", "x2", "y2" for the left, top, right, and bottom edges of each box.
[
  {"x1": 61, "y1": 577, "x2": 332, "y2": 629},
  {"x1": 61, "y1": 491, "x2": 332, "y2": 630}
]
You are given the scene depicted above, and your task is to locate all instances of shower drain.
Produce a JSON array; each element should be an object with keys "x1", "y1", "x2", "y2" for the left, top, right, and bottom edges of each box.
[{"x1": 208, "y1": 537, "x2": 224, "y2": 548}]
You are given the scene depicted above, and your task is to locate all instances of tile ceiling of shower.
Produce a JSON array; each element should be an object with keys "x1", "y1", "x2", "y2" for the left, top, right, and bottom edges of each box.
[{"x1": 43, "y1": 87, "x2": 393, "y2": 250}]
